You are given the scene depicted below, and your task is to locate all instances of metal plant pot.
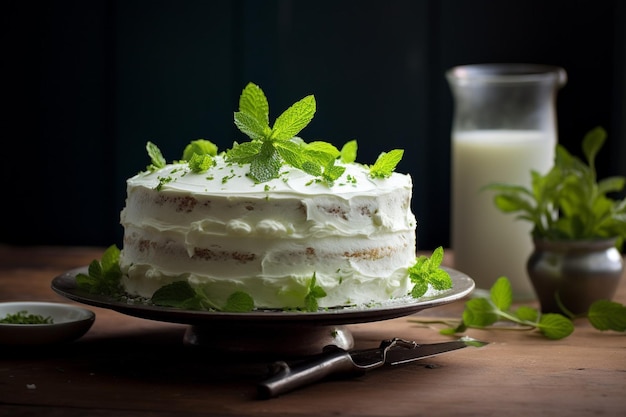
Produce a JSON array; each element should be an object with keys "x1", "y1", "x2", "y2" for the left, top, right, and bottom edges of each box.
[{"x1": 527, "y1": 238, "x2": 624, "y2": 315}]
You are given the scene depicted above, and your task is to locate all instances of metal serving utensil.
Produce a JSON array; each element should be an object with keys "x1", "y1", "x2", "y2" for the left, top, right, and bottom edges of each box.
[{"x1": 258, "y1": 337, "x2": 487, "y2": 398}]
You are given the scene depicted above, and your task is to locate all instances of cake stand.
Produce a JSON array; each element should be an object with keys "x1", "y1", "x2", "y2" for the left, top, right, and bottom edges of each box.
[{"x1": 52, "y1": 267, "x2": 474, "y2": 357}]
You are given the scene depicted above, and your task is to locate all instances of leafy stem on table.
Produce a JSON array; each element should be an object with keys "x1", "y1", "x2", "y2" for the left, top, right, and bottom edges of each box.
[{"x1": 409, "y1": 276, "x2": 626, "y2": 340}]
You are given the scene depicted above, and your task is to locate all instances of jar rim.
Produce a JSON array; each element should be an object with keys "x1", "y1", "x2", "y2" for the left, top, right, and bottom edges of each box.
[{"x1": 446, "y1": 63, "x2": 567, "y2": 86}]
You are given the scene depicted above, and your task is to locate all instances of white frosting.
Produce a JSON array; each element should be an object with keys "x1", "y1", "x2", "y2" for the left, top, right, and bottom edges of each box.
[{"x1": 119, "y1": 155, "x2": 417, "y2": 309}]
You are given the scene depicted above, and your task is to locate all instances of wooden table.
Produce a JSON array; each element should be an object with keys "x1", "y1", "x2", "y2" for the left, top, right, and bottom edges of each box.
[{"x1": 1, "y1": 245, "x2": 625, "y2": 416}]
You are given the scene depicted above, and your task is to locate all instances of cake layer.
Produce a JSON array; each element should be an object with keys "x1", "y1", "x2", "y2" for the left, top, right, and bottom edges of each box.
[{"x1": 120, "y1": 227, "x2": 415, "y2": 308}]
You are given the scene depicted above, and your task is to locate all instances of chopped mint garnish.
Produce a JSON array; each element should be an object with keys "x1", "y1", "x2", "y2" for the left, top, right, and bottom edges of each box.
[
  {"x1": 156, "y1": 175, "x2": 173, "y2": 191},
  {"x1": 369, "y1": 149, "x2": 404, "y2": 179},
  {"x1": 146, "y1": 141, "x2": 166, "y2": 171},
  {"x1": 408, "y1": 246, "x2": 453, "y2": 298},
  {"x1": 76, "y1": 245, "x2": 123, "y2": 297},
  {"x1": 304, "y1": 273, "x2": 327, "y2": 312},
  {"x1": 188, "y1": 153, "x2": 214, "y2": 173},
  {"x1": 0, "y1": 311, "x2": 53, "y2": 324}
]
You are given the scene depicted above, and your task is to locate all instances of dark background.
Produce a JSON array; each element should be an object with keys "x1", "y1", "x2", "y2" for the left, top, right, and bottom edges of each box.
[{"x1": 3, "y1": 0, "x2": 625, "y2": 250}]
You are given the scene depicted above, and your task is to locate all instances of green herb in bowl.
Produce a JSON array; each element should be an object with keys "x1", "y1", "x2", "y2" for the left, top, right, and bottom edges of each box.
[{"x1": 0, "y1": 310, "x2": 54, "y2": 324}]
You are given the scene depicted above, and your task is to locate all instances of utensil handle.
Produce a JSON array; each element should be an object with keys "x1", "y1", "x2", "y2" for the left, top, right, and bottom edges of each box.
[{"x1": 257, "y1": 348, "x2": 359, "y2": 398}]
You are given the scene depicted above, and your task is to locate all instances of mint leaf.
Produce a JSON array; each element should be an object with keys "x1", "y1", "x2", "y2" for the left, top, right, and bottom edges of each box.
[
  {"x1": 226, "y1": 141, "x2": 263, "y2": 164},
  {"x1": 581, "y1": 126, "x2": 605, "y2": 173},
  {"x1": 410, "y1": 280, "x2": 429, "y2": 299},
  {"x1": 463, "y1": 298, "x2": 499, "y2": 327},
  {"x1": 537, "y1": 313, "x2": 575, "y2": 339},
  {"x1": 275, "y1": 139, "x2": 305, "y2": 168},
  {"x1": 304, "y1": 273, "x2": 327, "y2": 312},
  {"x1": 490, "y1": 277, "x2": 513, "y2": 311},
  {"x1": 250, "y1": 142, "x2": 282, "y2": 182},
  {"x1": 76, "y1": 245, "x2": 122, "y2": 297},
  {"x1": 234, "y1": 111, "x2": 269, "y2": 141},
  {"x1": 146, "y1": 141, "x2": 166, "y2": 171},
  {"x1": 151, "y1": 281, "x2": 205, "y2": 310},
  {"x1": 408, "y1": 247, "x2": 453, "y2": 298},
  {"x1": 340, "y1": 140, "x2": 358, "y2": 163},
  {"x1": 270, "y1": 95, "x2": 316, "y2": 141},
  {"x1": 322, "y1": 161, "x2": 346, "y2": 185},
  {"x1": 238, "y1": 82, "x2": 270, "y2": 127},
  {"x1": 370, "y1": 149, "x2": 404, "y2": 179},
  {"x1": 588, "y1": 300, "x2": 626, "y2": 331},
  {"x1": 223, "y1": 291, "x2": 255, "y2": 312},
  {"x1": 303, "y1": 141, "x2": 340, "y2": 166},
  {"x1": 514, "y1": 305, "x2": 539, "y2": 322},
  {"x1": 182, "y1": 139, "x2": 218, "y2": 161},
  {"x1": 100, "y1": 244, "x2": 120, "y2": 271}
]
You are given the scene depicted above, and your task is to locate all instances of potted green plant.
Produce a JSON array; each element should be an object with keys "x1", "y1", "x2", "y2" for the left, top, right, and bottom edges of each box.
[{"x1": 486, "y1": 126, "x2": 626, "y2": 315}]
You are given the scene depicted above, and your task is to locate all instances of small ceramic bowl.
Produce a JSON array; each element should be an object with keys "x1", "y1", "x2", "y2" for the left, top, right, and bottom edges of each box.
[{"x1": 0, "y1": 301, "x2": 95, "y2": 345}]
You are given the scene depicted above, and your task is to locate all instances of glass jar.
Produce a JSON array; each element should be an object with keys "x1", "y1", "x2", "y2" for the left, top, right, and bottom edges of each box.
[{"x1": 446, "y1": 63, "x2": 567, "y2": 299}]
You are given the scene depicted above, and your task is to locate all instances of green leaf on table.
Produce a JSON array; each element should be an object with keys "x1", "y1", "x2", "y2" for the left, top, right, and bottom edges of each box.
[
  {"x1": 514, "y1": 305, "x2": 539, "y2": 322},
  {"x1": 462, "y1": 298, "x2": 499, "y2": 327},
  {"x1": 537, "y1": 313, "x2": 575, "y2": 339},
  {"x1": 490, "y1": 277, "x2": 513, "y2": 311},
  {"x1": 587, "y1": 300, "x2": 626, "y2": 331}
]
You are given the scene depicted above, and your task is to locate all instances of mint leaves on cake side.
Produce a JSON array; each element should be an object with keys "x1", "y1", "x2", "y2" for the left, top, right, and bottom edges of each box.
[
  {"x1": 408, "y1": 247, "x2": 453, "y2": 298},
  {"x1": 304, "y1": 273, "x2": 327, "y2": 312},
  {"x1": 76, "y1": 245, "x2": 124, "y2": 297},
  {"x1": 151, "y1": 281, "x2": 255, "y2": 313}
]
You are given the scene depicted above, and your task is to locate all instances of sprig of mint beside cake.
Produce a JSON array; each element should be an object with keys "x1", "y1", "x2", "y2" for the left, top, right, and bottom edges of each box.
[{"x1": 78, "y1": 82, "x2": 452, "y2": 312}]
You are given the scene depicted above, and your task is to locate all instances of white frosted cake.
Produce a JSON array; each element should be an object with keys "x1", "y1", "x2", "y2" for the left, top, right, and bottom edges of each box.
[
  {"x1": 118, "y1": 82, "x2": 420, "y2": 311},
  {"x1": 120, "y1": 155, "x2": 416, "y2": 309}
]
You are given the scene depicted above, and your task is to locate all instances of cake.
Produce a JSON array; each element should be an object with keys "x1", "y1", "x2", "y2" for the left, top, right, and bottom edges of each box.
[{"x1": 117, "y1": 83, "x2": 422, "y2": 311}]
